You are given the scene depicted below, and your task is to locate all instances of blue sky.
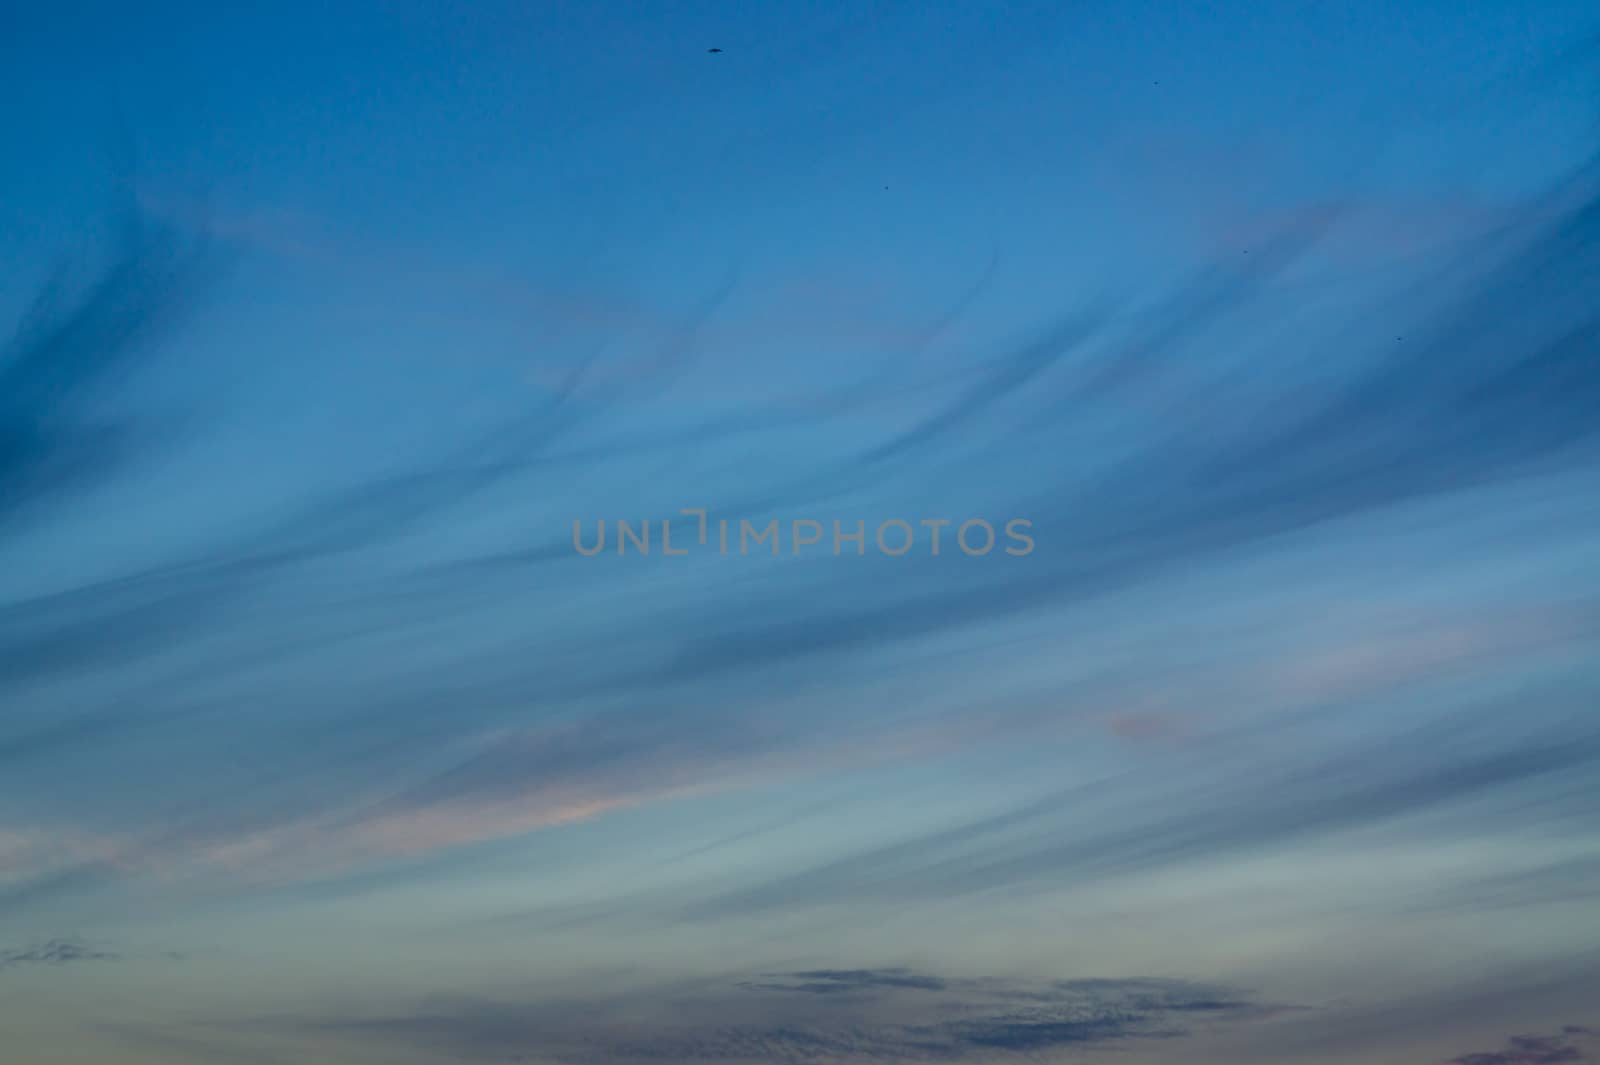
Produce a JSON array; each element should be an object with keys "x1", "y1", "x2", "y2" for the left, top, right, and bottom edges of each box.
[{"x1": 3, "y1": 2, "x2": 1600, "y2": 1063}]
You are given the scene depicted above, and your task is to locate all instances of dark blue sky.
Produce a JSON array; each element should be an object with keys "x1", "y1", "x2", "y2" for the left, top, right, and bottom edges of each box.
[{"x1": 2, "y1": 2, "x2": 1599, "y2": 1063}]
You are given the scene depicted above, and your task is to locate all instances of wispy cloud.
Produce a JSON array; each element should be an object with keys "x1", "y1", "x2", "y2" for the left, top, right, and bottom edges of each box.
[{"x1": 0, "y1": 205, "x2": 212, "y2": 528}]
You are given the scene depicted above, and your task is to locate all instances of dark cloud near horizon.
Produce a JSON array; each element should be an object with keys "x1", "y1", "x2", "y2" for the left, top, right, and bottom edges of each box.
[
  {"x1": 266, "y1": 968, "x2": 1272, "y2": 1063},
  {"x1": 0, "y1": 937, "x2": 118, "y2": 970},
  {"x1": 744, "y1": 967, "x2": 948, "y2": 994},
  {"x1": 1449, "y1": 1028, "x2": 1595, "y2": 1065}
]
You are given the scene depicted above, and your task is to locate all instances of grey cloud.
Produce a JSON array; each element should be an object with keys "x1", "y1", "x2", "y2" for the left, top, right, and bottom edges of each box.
[
  {"x1": 744, "y1": 967, "x2": 948, "y2": 994},
  {"x1": 0, "y1": 937, "x2": 118, "y2": 969},
  {"x1": 1449, "y1": 1030, "x2": 1591, "y2": 1065},
  {"x1": 269, "y1": 968, "x2": 1270, "y2": 1063}
]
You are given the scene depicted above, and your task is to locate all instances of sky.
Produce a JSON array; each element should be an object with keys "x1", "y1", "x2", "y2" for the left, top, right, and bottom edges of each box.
[{"x1": 2, "y1": 1, "x2": 1600, "y2": 1063}]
